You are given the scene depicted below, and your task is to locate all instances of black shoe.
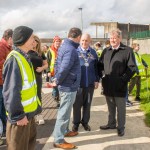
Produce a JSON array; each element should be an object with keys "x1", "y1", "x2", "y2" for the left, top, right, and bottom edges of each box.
[
  {"x1": 83, "y1": 124, "x2": 91, "y2": 131},
  {"x1": 100, "y1": 125, "x2": 116, "y2": 130},
  {"x1": 54, "y1": 96, "x2": 60, "y2": 102},
  {"x1": 56, "y1": 103, "x2": 60, "y2": 108},
  {"x1": 72, "y1": 125, "x2": 79, "y2": 132},
  {"x1": 117, "y1": 129, "x2": 125, "y2": 136},
  {"x1": 135, "y1": 96, "x2": 141, "y2": 101}
]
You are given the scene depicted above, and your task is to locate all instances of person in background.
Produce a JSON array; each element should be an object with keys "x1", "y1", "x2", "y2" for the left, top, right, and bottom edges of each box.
[
  {"x1": 28, "y1": 35, "x2": 48, "y2": 125},
  {"x1": 42, "y1": 45, "x2": 48, "y2": 58},
  {"x1": 51, "y1": 27, "x2": 82, "y2": 149},
  {"x1": 46, "y1": 36, "x2": 61, "y2": 107},
  {"x1": 41, "y1": 45, "x2": 49, "y2": 80},
  {"x1": 72, "y1": 33, "x2": 99, "y2": 132},
  {"x1": 105, "y1": 40, "x2": 110, "y2": 48},
  {"x1": 0, "y1": 118, "x2": 3, "y2": 145},
  {"x1": 98, "y1": 29, "x2": 136, "y2": 137},
  {"x1": 128, "y1": 43, "x2": 148, "y2": 101},
  {"x1": 3, "y1": 26, "x2": 42, "y2": 150},
  {"x1": 0, "y1": 29, "x2": 13, "y2": 140},
  {"x1": 94, "y1": 41, "x2": 103, "y2": 95},
  {"x1": 94, "y1": 42, "x2": 103, "y2": 58}
]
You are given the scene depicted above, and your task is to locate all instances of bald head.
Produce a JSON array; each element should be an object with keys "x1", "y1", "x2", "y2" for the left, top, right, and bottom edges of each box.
[{"x1": 80, "y1": 33, "x2": 91, "y2": 49}]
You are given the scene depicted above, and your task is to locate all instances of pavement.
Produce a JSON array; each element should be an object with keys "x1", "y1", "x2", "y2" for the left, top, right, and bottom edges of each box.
[{"x1": 1, "y1": 86, "x2": 150, "y2": 150}]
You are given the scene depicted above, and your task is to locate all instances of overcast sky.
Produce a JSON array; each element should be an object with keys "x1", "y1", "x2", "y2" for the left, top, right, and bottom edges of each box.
[{"x1": 0, "y1": 0, "x2": 150, "y2": 38}]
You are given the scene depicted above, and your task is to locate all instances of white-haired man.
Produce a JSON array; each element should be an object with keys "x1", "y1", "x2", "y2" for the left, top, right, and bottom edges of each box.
[{"x1": 98, "y1": 29, "x2": 136, "y2": 136}]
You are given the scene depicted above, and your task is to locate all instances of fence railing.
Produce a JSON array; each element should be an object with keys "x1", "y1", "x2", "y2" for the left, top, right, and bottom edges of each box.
[{"x1": 130, "y1": 30, "x2": 150, "y2": 39}]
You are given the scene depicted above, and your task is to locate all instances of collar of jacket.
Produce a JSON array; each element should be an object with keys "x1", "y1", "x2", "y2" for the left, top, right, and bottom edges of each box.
[
  {"x1": 13, "y1": 46, "x2": 31, "y2": 63},
  {"x1": 65, "y1": 38, "x2": 80, "y2": 49},
  {"x1": 108, "y1": 42, "x2": 126, "y2": 51},
  {"x1": 77, "y1": 46, "x2": 92, "y2": 53}
]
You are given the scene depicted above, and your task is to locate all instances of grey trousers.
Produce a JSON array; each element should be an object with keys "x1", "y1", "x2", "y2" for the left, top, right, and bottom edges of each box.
[
  {"x1": 128, "y1": 76, "x2": 141, "y2": 97},
  {"x1": 106, "y1": 96, "x2": 126, "y2": 130}
]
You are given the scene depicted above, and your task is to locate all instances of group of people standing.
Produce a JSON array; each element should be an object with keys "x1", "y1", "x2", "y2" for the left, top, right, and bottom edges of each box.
[{"x1": 0, "y1": 25, "x2": 147, "y2": 150}]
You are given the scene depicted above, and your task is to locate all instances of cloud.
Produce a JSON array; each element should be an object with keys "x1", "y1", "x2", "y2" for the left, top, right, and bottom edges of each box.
[{"x1": 0, "y1": 0, "x2": 150, "y2": 38}]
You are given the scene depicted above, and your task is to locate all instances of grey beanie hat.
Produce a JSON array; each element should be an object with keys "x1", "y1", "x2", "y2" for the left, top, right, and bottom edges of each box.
[{"x1": 13, "y1": 26, "x2": 33, "y2": 46}]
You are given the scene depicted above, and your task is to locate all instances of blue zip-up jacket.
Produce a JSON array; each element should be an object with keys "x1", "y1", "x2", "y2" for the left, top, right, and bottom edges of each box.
[
  {"x1": 77, "y1": 46, "x2": 99, "y2": 88},
  {"x1": 55, "y1": 38, "x2": 81, "y2": 92}
]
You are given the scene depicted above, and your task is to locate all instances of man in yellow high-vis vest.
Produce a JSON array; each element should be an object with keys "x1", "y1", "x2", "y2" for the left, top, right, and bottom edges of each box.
[
  {"x1": 46, "y1": 36, "x2": 61, "y2": 107},
  {"x1": 128, "y1": 43, "x2": 148, "y2": 101},
  {"x1": 2, "y1": 26, "x2": 41, "y2": 150}
]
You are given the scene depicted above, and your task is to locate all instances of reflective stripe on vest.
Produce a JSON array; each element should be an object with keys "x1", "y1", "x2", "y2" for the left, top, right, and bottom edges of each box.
[
  {"x1": 134, "y1": 52, "x2": 145, "y2": 76},
  {"x1": 49, "y1": 49, "x2": 56, "y2": 76},
  {"x1": 6, "y1": 50, "x2": 41, "y2": 113}
]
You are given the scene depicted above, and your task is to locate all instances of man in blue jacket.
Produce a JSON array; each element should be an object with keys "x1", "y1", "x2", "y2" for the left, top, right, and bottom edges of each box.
[
  {"x1": 72, "y1": 33, "x2": 99, "y2": 132},
  {"x1": 52, "y1": 27, "x2": 82, "y2": 149}
]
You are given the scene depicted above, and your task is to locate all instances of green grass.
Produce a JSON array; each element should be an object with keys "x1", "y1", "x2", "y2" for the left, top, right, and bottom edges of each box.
[{"x1": 132, "y1": 54, "x2": 150, "y2": 126}]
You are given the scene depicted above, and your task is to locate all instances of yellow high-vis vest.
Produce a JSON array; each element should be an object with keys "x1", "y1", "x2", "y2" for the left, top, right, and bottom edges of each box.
[
  {"x1": 6, "y1": 50, "x2": 41, "y2": 113},
  {"x1": 49, "y1": 48, "x2": 56, "y2": 76},
  {"x1": 96, "y1": 49, "x2": 102, "y2": 58},
  {"x1": 134, "y1": 52, "x2": 145, "y2": 77}
]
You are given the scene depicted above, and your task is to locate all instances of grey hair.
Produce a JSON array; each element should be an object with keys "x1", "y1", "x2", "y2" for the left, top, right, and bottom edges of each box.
[{"x1": 110, "y1": 28, "x2": 122, "y2": 38}]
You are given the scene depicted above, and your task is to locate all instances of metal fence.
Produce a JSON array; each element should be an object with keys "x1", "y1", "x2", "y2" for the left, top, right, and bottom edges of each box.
[{"x1": 130, "y1": 30, "x2": 150, "y2": 39}]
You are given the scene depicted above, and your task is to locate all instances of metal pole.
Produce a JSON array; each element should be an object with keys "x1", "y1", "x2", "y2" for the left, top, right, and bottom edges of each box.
[{"x1": 78, "y1": 8, "x2": 83, "y2": 32}]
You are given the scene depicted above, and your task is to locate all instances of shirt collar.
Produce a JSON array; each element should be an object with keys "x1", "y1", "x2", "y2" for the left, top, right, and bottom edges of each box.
[
  {"x1": 112, "y1": 44, "x2": 120, "y2": 50},
  {"x1": 81, "y1": 47, "x2": 89, "y2": 52}
]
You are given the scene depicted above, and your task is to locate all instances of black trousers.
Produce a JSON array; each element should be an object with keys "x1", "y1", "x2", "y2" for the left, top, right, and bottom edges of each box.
[
  {"x1": 73, "y1": 87, "x2": 94, "y2": 126},
  {"x1": 129, "y1": 76, "x2": 141, "y2": 97},
  {"x1": 35, "y1": 74, "x2": 42, "y2": 101}
]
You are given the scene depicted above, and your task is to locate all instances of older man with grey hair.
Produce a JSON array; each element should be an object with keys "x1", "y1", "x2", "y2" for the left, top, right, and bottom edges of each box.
[
  {"x1": 98, "y1": 29, "x2": 136, "y2": 136},
  {"x1": 72, "y1": 33, "x2": 99, "y2": 132}
]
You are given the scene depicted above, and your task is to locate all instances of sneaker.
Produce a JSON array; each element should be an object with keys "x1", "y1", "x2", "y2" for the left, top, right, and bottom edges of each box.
[
  {"x1": 37, "y1": 115, "x2": 45, "y2": 125},
  {"x1": 127, "y1": 100, "x2": 133, "y2": 104},
  {"x1": 126, "y1": 102, "x2": 132, "y2": 107},
  {"x1": 0, "y1": 138, "x2": 4, "y2": 146}
]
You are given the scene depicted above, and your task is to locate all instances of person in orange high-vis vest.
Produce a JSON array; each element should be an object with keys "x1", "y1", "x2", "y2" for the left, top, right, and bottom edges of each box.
[{"x1": 46, "y1": 36, "x2": 61, "y2": 107}]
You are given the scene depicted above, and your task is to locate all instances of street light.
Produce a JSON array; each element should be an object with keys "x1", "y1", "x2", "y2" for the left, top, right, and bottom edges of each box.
[{"x1": 78, "y1": 7, "x2": 83, "y2": 32}]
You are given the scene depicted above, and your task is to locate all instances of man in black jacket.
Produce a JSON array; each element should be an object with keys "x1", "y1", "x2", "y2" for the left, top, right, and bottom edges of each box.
[{"x1": 98, "y1": 29, "x2": 136, "y2": 136}]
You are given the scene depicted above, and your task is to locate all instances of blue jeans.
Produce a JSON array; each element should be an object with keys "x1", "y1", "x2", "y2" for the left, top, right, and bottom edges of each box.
[
  {"x1": 0, "y1": 85, "x2": 6, "y2": 133},
  {"x1": 53, "y1": 91, "x2": 77, "y2": 144}
]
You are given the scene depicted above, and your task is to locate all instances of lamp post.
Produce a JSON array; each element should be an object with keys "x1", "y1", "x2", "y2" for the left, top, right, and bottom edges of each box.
[{"x1": 78, "y1": 7, "x2": 83, "y2": 32}]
